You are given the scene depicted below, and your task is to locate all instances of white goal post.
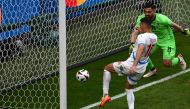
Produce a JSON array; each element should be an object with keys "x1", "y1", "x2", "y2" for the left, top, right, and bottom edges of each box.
[
  {"x1": 0, "y1": 0, "x2": 60, "y2": 108},
  {"x1": 0, "y1": 0, "x2": 189, "y2": 108},
  {"x1": 59, "y1": 0, "x2": 67, "y2": 109}
]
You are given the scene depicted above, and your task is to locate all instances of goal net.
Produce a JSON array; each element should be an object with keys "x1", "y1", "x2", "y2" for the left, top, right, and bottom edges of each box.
[
  {"x1": 0, "y1": 0, "x2": 189, "y2": 108},
  {"x1": 67, "y1": 0, "x2": 190, "y2": 69},
  {"x1": 0, "y1": 0, "x2": 59, "y2": 108},
  {"x1": 161, "y1": 0, "x2": 190, "y2": 27}
]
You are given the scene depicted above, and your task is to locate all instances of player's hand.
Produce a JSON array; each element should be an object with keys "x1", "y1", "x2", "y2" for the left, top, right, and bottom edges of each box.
[
  {"x1": 129, "y1": 43, "x2": 135, "y2": 55},
  {"x1": 183, "y1": 28, "x2": 190, "y2": 36},
  {"x1": 129, "y1": 65, "x2": 136, "y2": 75}
]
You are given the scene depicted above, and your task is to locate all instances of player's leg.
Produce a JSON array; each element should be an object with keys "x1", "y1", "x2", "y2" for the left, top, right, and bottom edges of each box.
[
  {"x1": 125, "y1": 73, "x2": 144, "y2": 109},
  {"x1": 99, "y1": 61, "x2": 123, "y2": 107},
  {"x1": 143, "y1": 58, "x2": 157, "y2": 78},
  {"x1": 162, "y1": 46, "x2": 176, "y2": 67},
  {"x1": 102, "y1": 62, "x2": 122, "y2": 97},
  {"x1": 146, "y1": 44, "x2": 159, "y2": 70},
  {"x1": 146, "y1": 58, "x2": 155, "y2": 70},
  {"x1": 177, "y1": 54, "x2": 186, "y2": 70},
  {"x1": 143, "y1": 44, "x2": 159, "y2": 78},
  {"x1": 125, "y1": 81, "x2": 134, "y2": 109},
  {"x1": 162, "y1": 46, "x2": 186, "y2": 70}
]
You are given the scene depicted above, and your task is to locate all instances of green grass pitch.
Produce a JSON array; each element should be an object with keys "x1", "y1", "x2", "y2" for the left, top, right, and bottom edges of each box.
[
  {"x1": 67, "y1": 33, "x2": 190, "y2": 109},
  {"x1": 92, "y1": 72, "x2": 190, "y2": 109},
  {"x1": 0, "y1": 33, "x2": 190, "y2": 109},
  {"x1": 0, "y1": 0, "x2": 189, "y2": 108}
]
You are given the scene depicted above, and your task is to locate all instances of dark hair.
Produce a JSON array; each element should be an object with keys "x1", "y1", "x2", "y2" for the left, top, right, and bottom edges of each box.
[
  {"x1": 140, "y1": 17, "x2": 152, "y2": 27},
  {"x1": 143, "y1": 2, "x2": 156, "y2": 9}
]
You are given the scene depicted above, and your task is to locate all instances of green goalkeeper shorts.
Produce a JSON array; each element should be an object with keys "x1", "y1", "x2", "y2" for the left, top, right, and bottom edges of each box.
[{"x1": 151, "y1": 44, "x2": 176, "y2": 60}]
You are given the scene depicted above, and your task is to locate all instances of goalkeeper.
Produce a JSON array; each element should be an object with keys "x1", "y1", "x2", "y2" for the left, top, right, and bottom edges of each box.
[{"x1": 130, "y1": 3, "x2": 190, "y2": 78}]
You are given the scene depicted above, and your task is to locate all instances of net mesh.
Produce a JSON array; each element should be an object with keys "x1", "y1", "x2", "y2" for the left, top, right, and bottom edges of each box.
[
  {"x1": 67, "y1": 0, "x2": 190, "y2": 68},
  {"x1": 0, "y1": 0, "x2": 189, "y2": 108},
  {"x1": 0, "y1": 0, "x2": 59, "y2": 108}
]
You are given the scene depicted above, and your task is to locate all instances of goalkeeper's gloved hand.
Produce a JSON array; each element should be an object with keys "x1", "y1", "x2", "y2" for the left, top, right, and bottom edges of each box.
[
  {"x1": 129, "y1": 42, "x2": 135, "y2": 55},
  {"x1": 182, "y1": 28, "x2": 190, "y2": 36}
]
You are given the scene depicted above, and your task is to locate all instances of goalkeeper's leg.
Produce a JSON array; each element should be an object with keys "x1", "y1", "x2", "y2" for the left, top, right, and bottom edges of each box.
[
  {"x1": 143, "y1": 58, "x2": 157, "y2": 78},
  {"x1": 147, "y1": 58, "x2": 155, "y2": 70},
  {"x1": 143, "y1": 45, "x2": 158, "y2": 78},
  {"x1": 162, "y1": 46, "x2": 186, "y2": 70}
]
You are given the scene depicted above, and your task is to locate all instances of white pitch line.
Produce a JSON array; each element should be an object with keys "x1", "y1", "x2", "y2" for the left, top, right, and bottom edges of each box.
[{"x1": 80, "y1": 68, "x2": 190, "y2": 109}]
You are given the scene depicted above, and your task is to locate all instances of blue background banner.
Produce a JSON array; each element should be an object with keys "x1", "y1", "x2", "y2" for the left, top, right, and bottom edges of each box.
[
  {"x1": 0, "y1": 0, "x2": 112, "y2": 40},
  {"x1": 0, "y1": 0, "x2": 58, "y2": 41},
  {"x1": 66, "y1": 0, "x2": 114, "y2": 19},
  {"x1": 66, "y1": 0, "x2": 112, "y2": 8}
]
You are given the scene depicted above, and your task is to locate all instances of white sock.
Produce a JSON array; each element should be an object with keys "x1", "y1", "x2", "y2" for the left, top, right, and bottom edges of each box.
[
  {"x1": 126, "y1": 89, "x2": 135, "y2": 109},
  {"x1": 103, "y1": 70, "x2": 111, "y2": 97}
]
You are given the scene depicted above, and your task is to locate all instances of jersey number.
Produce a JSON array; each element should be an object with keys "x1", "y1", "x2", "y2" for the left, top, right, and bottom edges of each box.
[{"x1": 145, "y1": 44, "x2": 155, "y2": 57}]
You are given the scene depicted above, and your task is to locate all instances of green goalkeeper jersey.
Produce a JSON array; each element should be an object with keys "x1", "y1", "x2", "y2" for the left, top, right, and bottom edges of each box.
[{"x1": 135, "y1": 13, "x2": 175, "y2": 46}]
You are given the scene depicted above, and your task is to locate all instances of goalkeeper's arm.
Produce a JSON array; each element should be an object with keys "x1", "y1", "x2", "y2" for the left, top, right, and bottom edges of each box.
[{"x1": 171, "y1": 22, "x2": 190, "y2": 36}]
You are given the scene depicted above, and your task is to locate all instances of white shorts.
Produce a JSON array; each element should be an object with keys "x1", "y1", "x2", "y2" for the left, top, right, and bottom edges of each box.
[{"x1": 113, "y1": 57, "x2": 148, "y2": 85}]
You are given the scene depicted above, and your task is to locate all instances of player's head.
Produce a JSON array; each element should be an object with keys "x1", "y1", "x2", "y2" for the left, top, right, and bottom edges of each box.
[
  {"x1": 143, "y1": 2, "x2": 156, "y2": 20},
  {"x1": 140, "y1": 17, "x2": 152, "y2": 33}
]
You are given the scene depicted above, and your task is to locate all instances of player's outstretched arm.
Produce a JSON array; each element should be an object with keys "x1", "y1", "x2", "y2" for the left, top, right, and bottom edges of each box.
[{"x1": 171, "y1": 22, "x2": 190, "y2": 36}]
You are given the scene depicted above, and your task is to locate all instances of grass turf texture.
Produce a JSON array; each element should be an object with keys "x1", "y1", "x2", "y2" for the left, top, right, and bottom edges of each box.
[
  {"x1": 0, "y1": 0, "x2": 189, "y2": 108},
  {"x1": 68, "y1": 33, "x2": 190, "y2": 109},
  {"x1": 0, "y1": 33, "x2": 189, "y2": 109},
  {"x1": 0, "y1": 46, "x2": 59, "y2": 109},
  {"x1": 92, "y1": 72, "x2": 190, "y2": 109}
]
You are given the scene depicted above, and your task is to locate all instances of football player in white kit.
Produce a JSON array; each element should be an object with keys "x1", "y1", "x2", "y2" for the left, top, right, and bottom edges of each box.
[{"x1": 99, "y1": 17, "x2": 157, "y2": 109}]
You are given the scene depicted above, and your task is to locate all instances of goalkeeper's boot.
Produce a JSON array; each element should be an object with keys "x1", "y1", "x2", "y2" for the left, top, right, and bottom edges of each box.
[
  {"x1": 99, "y1": 95, "x2": 111, "y2": 108},
  {"x1": 143, "y1": 68, "x2": 157, "y2": 78},
  {"x1": 178, "y1": 54, "x2": 186, "y2": 70}
]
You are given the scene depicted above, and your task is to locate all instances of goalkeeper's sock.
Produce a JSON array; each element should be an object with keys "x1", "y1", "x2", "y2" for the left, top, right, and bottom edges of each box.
[
  {"x1": 172, "y1": 57, "x2": 179, "y2": 66},
  {"x1": 147, "y1": 58, "x2": 155, "y2": 71},
  {"x1": 126, "y1": 89, "x2": 135, "y2": 109},
  {"x1": 103, "y1": 70, "x2": 111, "y2": 97}
]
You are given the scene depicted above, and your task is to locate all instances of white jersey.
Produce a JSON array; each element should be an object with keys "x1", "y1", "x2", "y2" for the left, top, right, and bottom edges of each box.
[
  {"x1": 131, "y1": 33, "x2": 157, "y2": 64},
  {"x1": 112, "y1": 33, "x2": 157, "y2": 84}
]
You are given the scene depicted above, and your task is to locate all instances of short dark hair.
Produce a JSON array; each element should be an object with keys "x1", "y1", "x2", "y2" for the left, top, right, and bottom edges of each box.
[
  {"x1": 143, "y1": 2, "x2": 156, "y2": 9},
  {"x1": 140, "y1": 17, "x2": 152, "y2": 27}
]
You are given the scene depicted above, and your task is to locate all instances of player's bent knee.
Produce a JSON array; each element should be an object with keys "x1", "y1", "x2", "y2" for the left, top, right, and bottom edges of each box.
[
  {"x1": 163, "y1": 63, "x2": 171, "y2": 67},
  {"x1": 163, "y1": 60, "x2": 172, "y2": 67},
  {"x1": 126, "y1": 80, "x2": 133, "y2": 89},
  {"x1": 104, "y1": 64, "x2": 111, "y2": 70},
  {"x1": 104, "y1": 64, "x2": 114, "y2": 72}
]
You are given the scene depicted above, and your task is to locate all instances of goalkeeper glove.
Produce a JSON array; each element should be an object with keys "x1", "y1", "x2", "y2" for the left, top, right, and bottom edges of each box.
[
  {"x1": 129, "y1": 43, "x2": 135, "y2": 55},
  {"x1": 182, "y1": 28, "x2": 190, "y2": 36}
]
